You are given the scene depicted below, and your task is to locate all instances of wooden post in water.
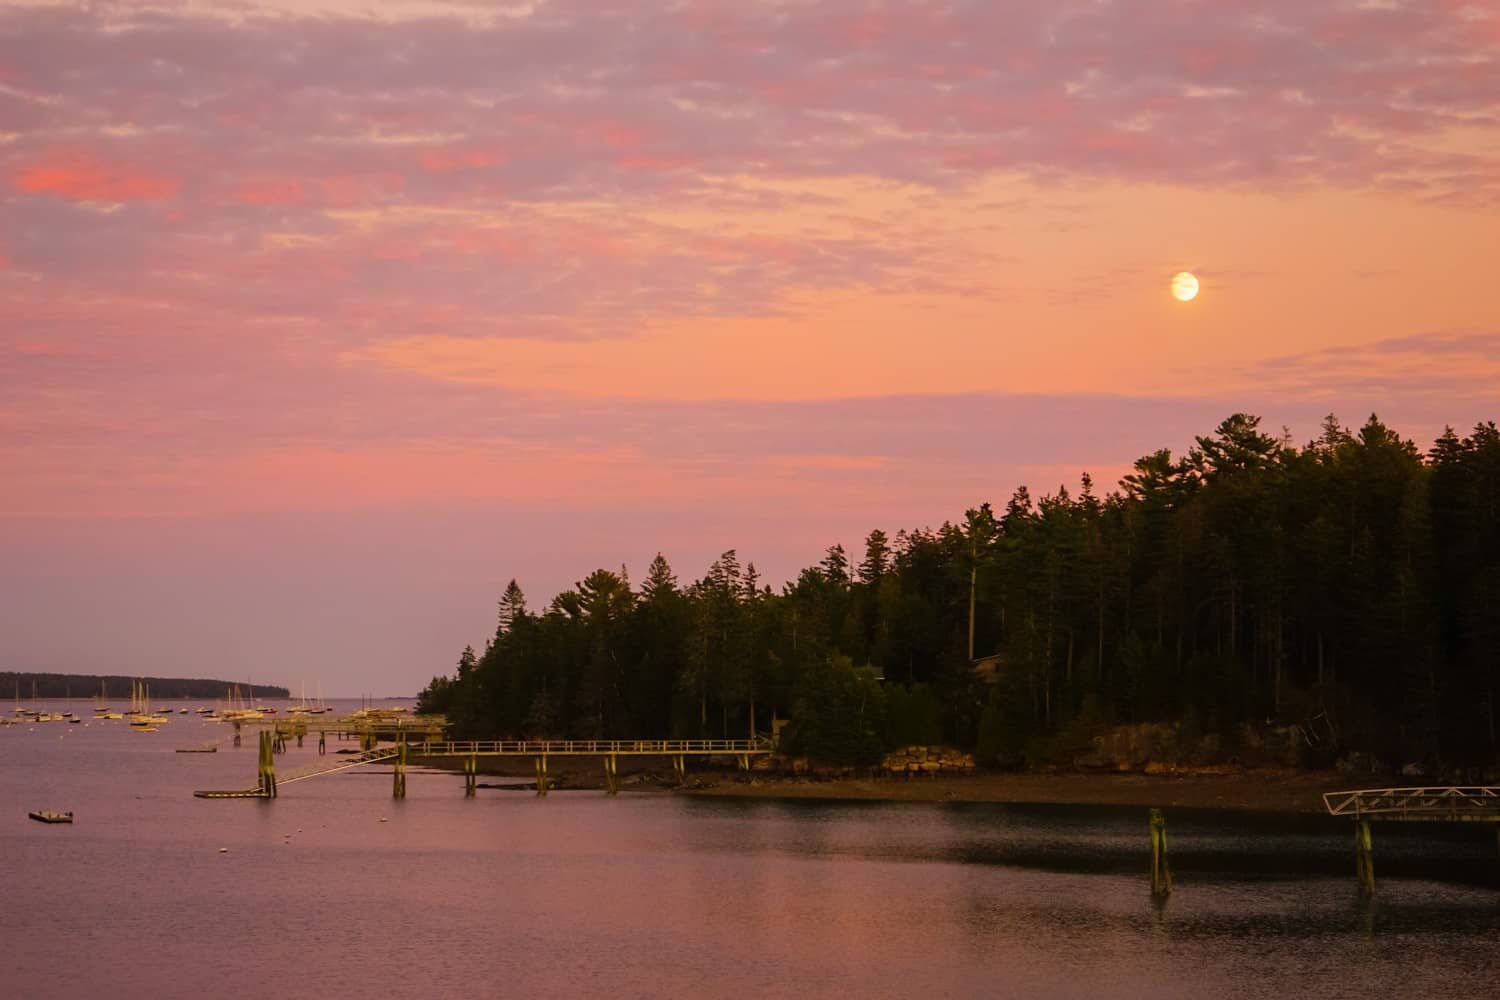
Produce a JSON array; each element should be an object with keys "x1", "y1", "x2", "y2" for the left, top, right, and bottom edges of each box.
[
  {"x1": 535, "y1": 755, "x2": 549, "y2": 797},
  {"x1": 1355, "y1": 820, "x2": 1375, "y2": 894},
  {"x1": 1149, "y1": 808, "x2": 1172, "y2": 897},
  {"x1": 392, "y1": 735, "x2": 407, "y2": 799},
  {"x1": 464, "y1": 754, "x2": 477, "y2": 797},
  {"x1": 673, "y1": 754, "x2": 686, "y2": 786},
  {"x1": 233, "y1": 720, "x2": 241, "y2": 748},
  {"x1": 318, "y1": 733, "x2": 326, "y2": 755},
  {"x1": 604, "y1": 754, "x2": 618, "y2": 795},
  {"x1": 257, "y1": 730, "x2": 278, "y2": 799}
]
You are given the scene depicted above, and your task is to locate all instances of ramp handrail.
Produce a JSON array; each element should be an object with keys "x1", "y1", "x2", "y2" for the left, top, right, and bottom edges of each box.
[{"x1": 277, "y1": 745, "x2": 400, "y2": 785}]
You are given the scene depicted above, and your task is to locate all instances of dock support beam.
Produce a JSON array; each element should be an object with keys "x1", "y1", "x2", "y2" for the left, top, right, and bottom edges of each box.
[
  {"x1": 738, "y1": 753, "x2": 750, "y2": 772},
  {"x1": 1355, "y1": 820, "x2": 1375, "y2": 894},
  {"x1": 392, "y1": 736, "x2": 407, "y2": 799},
  {"x1": 1149, "y1": 808, "x2": 1171, "y2": 897},
  {"x1": 318, "y1": 733, "x2": 326, "y2": 755},
  {"x1": 604, "y1": 754, "x2": 618, "y2": 795},
  {"x1": 464, "y1": 754, "x2": 477, "y2": 797},
  {"x1": 233, "y1": 721, "x2": 241, "y2": 748},
  {"x1": 673, "y1": 754, "x2": 686, "y2": 786},
  {"x1": 535, "y1": 755, "x2": 548, "y2": 797},
  {"x1": 257, "y1": 730, "x2": 278, "y2": 798}
]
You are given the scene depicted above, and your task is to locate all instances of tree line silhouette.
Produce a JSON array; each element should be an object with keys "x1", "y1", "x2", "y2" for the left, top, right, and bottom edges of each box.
[
  {"x1": 419, "y1": 414, "x2": 1500, "y2": 769},
  {"x1": 1, "y1": 673, "x2": 288, "y2": 702}
]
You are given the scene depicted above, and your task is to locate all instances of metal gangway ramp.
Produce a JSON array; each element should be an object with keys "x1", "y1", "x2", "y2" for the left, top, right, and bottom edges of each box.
[
  {"x1": 1323, "y1": 785, "x2": 1500, "y2": 893},
  {"x1": 1323, "y1": 785, "x2": 1500, "y2": 822}
]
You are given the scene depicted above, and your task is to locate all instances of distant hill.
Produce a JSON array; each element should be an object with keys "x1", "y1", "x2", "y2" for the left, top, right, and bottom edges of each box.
[{"x1": 0, "y1": 672, "x2": 288, "y2": 701}]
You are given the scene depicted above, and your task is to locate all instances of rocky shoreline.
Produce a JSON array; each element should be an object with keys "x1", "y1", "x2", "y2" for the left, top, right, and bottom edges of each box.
[
  {"x1": 414, "y1": 753, "x2": 1347, "y2": 814},
  {"x1": 680, "y1": 767, "x2": 1344, "y2": 814}
]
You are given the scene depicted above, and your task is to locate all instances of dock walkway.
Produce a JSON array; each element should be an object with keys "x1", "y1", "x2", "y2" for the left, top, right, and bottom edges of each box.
[{"x1": 194, "y1": 733, "x2": 771, "y2": 799}]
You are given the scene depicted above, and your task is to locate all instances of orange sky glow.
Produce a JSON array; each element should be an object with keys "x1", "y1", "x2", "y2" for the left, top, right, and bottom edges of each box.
[{"x1": 2, "y1": 0, "x2": 1496, "y2": 689}]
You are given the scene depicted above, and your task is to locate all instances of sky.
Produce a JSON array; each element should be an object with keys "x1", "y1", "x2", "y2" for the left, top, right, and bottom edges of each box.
[{"x1": 2, "y1": 0, "x2": 1497, "y2": 694}]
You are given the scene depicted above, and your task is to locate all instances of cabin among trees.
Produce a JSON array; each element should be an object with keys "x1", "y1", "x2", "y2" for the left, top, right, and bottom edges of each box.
[{"x1": 420, "y1": 413, "x2": 1500, "y2": 771}]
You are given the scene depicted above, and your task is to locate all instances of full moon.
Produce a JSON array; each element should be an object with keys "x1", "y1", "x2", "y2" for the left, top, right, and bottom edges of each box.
[{"x1": 1171, "y1": 271, "x2": 1200, "y2": 302}]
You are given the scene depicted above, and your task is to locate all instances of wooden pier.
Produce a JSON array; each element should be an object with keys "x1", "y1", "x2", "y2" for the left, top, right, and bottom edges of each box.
[{"x1": 194, "y1": 733, "x2": 772, "y2": 800}]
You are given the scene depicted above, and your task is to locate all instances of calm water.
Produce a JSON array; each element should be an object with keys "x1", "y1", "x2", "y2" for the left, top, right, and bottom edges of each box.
[{"x1": 3, "y1": 700, "x2": 1499, "y2": 999}]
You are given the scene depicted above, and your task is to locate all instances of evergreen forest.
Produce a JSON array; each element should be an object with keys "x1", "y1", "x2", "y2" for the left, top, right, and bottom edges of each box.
[
  {"x1": 418, "y1": 414, "x2": 1500, "y2": 770},
  {"x1": 1, "y1": 673, "x2": 288, "y2": 702}
]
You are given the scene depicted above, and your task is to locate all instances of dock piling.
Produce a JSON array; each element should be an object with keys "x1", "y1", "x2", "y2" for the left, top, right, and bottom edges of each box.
[
  {"x1": 256, "y1": 730, "x2": 278, "y2": 798},
  {"x1": 464, "y1": 754, "x2": 477, "y2": 797},
  {"x1": 1149, "y1": 808, "x2": 1171, "y2": 897},
  {"x1": 535, "y1": 755, "x2": 549, "y2": 797},
  {"x1": 392, "y1": 736, "x2": 407, "y2": 798},
  {"x1": 604, "y1": 754, "x2": 619, "y2": 795},
  {"x1": 1355, "y1": 820, "x2": 1375, "y2": 894}
]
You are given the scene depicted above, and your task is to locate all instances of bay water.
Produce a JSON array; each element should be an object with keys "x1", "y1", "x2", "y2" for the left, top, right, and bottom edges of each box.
[{"x1": 4, "y1": 700, "x2": 1498, "y2": 999}]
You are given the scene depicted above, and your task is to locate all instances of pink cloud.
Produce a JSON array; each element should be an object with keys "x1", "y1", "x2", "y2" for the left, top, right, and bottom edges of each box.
[
  {"x1": 0, "y1": 0, "x2": 1491, "y2": 207},
  {"x1": 417, "y1": 147, "x2": 506, "y2": 174},
  {"x1": 232, "y1": 178, "x2": 307, "y2": 205},
  {"x1": 318, "y1": 172, "x2": 407, "y2": 207},
  {"x1": 13, "y1": 149, "x2": 179, "y2": 203}
]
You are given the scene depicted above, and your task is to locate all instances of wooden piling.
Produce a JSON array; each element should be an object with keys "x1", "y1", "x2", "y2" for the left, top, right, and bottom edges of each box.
[
  {"x1": 256, "y1": 730, "x2": 278, "y2": 798},
  {"x1": 392, "y1": 736, "x2": 407, "y2": 799},
  {"x1": 1149, "y1": 808, "x2": 1171, "y2": 897},
  {"x1": 673, "y1": 754, "x2": 686, "y2": 786},
  {"x1": 464, "y1": 754, "x2": 477, "y2": 797},
  {"x1": 535, "y1": 755, "x2": 548, "y2": 797},
  {"x1": 604, "y1": 754, "x2": 618, "y2": 795},
  {"x1": 1355, "y1": 820, "x2": 1375, "y2": 894},
  {"x1": 318, "y1": 733, "x2": 326, "y2": 755}
]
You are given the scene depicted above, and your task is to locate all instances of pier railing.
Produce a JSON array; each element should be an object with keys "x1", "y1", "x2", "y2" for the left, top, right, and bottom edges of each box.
[
  {"x1": 277, "y1": 744, "x2": 401, "y2": 785},
  {"x1": 195, "y1": 735, "x2": 773, "y2": 799},
  {"x1": 1322, "y1": 786, "x2": 1500, "y2": 822}
]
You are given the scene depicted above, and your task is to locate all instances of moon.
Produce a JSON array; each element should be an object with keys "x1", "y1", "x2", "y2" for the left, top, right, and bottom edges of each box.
[{"x1": 1170, "y1": 271, "x2": 1199, "y2": 302}]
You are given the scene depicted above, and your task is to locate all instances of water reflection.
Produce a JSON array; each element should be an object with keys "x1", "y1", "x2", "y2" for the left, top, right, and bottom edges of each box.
[{"x1": 3, "y1": 710, "x2": 1499, "y2": 1000}]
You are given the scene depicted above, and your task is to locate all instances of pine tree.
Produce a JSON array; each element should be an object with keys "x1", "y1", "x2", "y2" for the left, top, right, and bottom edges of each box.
[{"x1": 498, "y1": 579, "x2": 528, "y2": 633}]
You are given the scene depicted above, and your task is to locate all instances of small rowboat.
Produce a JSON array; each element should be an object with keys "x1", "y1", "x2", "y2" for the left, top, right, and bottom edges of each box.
[{"x1": 28, "y1": 810, "x2": 73, "y2": 824}]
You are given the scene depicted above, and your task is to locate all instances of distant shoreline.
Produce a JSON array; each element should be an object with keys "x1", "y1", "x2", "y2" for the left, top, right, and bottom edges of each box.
[{"x1": 0, "y1": 671, "x2": 288, "y2": 701}]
